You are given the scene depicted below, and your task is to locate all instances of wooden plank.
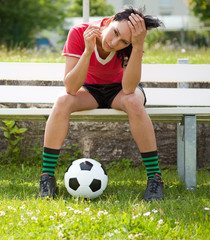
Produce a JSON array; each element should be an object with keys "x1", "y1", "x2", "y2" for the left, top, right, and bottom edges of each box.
[
  {"x1": 1, "y1": 62, "x2": 210, "y2": 83},
  {"x1": 1, "y1": 86, "x2": 210, "y2": 107}
]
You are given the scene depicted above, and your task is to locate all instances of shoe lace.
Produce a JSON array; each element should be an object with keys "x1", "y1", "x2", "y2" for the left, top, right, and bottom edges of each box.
[
  {"x1": 41, "y1": 179, "x2": 49, "y2": 193},
  {"x1": 148, "y1": 178, "x2": 160, "y2": 193}
]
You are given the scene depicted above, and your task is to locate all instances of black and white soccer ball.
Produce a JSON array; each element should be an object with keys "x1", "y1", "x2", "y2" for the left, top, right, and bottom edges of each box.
[{"x1": 64, "y1": 158, "x2": 108, "y2": 199}]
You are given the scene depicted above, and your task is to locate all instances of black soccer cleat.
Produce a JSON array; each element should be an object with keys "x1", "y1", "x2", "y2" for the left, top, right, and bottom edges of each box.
[
  {"x1": 143, "y1": 173, "x2": 164, "y2": 202},
  {"x1": 39, "y1": 173, "x2": 58, "y2": 199}
]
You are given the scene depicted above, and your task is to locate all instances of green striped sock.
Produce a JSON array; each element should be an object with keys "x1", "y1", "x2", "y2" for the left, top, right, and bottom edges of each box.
[
  {"x1": 42, "y1": 147, "x2": 60, "y2": 177},
  {"x1": 141, "y1": 150, "x2": 162, "y2": 179}
]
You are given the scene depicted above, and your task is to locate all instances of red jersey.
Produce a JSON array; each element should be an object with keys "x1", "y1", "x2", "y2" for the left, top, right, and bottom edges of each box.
[{"x1": 62, "y1": 19, "x2": 123, "y2": 84}]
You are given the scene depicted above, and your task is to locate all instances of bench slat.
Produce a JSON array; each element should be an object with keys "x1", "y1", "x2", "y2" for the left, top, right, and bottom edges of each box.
[
  {"x1": 0, "y1": 107, "x2": 210, "y2": 122},
  {"x1": 1, "y1": 62, "x2": 210, "y2": 83},
  {"x1": 0, "y1": 85, "x2": 210, "y2": 107}
]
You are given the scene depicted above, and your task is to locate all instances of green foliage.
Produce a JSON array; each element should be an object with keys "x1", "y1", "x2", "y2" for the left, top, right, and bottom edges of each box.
[
  {"x1": 107, "y1": 158, "x2": 134, "y2": 170},
  {"x1": 0, "y1": 0, "x2": 69, "y2": 48},
  {"x1": 189, "y1": 0, "x2": 210, "y2": 24},
  {"x1": 0, "y1": 120, "x2": 27, "y2": 161},
  {"x1": 58, "y1": 143, "x2": 83, "y2": 166},
  {"x1": 68, "y1": 0, "x2": 114, "y2": 17}
]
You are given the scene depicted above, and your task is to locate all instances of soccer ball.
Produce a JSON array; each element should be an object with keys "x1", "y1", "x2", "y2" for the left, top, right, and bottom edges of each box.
[{"x1": 64, "y1": 158, "x2": 108, "y2": 199}]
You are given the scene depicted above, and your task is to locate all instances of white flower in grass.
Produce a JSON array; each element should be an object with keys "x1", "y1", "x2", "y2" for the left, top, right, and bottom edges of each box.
[
  {"x1": 114, "y1": 229, "x2": 121, "y2": 234},
  {"x1": 204, "y1": 207, "x2": 210, "y2": 211},
  {"x1": 128, "y1": 234, "x2": 135, "y2": 239},
  {"x1": 158, "y1": 219, "x2": 164, "y2": 225},
  {"x1": 60, "y1": 212, "x2": 67, "y2": 217},
  {"x1": 175, "y1": 221, "x2": 179, "y2": 225},
  {"x1": 74, "y1": 210, "x2": 83, "y2": 215},
  {"x1": 57, "y1": 224, "x2": 64, "y2": 230},
  {"x1": 31, "y1": 216, "x2": 38, "y2": 222},
  {"x1": 143, "y1": 212, "x2": 151, "y2": 217},
  {"x1": 132, "y1": 213, "x2": 141, "y2": 219},
  {"x1": 21, "y1": 215, "x2": 28, "y2": 224},
  {"x1": 67, "y1": 207, "x2": 74, "y2": 211},
  {"x1": 58, "y1": 231, "x2": 64, "y2": 238},
  {"x1": 20, "y1": 205, "x2": 25, "y2": 209},
  {"x1": 152, "y1": 209, "x2": 158, "y2": 213},
  {"x1": 107, "y1": 233, "x2": 114, "y2": 237},
  {"x1": 97, "y1": 210, "x2": 108, "y2": 216},
  {"x1": 49, "y1": 215, "x2": 55, "y2": 220},
  {"x1": 8, "y1": 206, "x2": 16, "y2": 211},
  {"x1": 0, "y1": 211, "x2": 5, "y2": 216},
  {"x1": 26, "y1": 211, "x2": 33, "y2": 216},
  {"x1": 84, "y1": 207, "x2": 90, "y2": 212}
]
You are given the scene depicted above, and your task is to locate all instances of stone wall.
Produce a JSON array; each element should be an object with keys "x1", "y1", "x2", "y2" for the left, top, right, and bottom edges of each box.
[{"x1": 1, "y1": 120, "x2": 209, "y2": 168}]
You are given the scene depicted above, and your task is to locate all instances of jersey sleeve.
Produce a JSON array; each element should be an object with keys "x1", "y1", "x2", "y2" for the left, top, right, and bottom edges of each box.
[{"x1": 62, "y1": 26, "x2": 85, "y2": 58}]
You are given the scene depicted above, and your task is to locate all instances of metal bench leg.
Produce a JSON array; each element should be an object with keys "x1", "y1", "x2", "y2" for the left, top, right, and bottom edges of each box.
[
  {"x1": 184, "y1": 115, "x2": 197, "y2": 189},
  {"x1": 177, "y1": 123, "x2": 184, "y2": 181}
]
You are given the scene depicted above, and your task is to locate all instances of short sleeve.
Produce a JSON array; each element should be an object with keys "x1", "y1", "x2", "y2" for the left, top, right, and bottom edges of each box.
[{"x1": 62, "y1": 26, "x2": 86, "y2": 58}]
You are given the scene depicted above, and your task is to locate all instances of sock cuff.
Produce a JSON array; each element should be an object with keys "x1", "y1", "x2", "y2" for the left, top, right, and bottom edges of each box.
[
  {"x1": 141, "y1": 150, "x2": 158, "y2": 159},
  {"x1": 43, "y1": 147, "x2": 60, "y2": 155}
]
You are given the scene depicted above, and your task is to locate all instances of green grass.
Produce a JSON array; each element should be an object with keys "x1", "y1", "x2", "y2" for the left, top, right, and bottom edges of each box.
[
  {"x1": 0, "y1": 45, "x2": 210, "y2": 64},
  {"x1": 0, "y1": 164, "x2": 209, "y2": 239}
]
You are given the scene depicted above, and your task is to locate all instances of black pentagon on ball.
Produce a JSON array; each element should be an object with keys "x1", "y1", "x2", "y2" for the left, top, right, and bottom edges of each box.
[
  {"x1": 101, "y1": 164, "x2": 107, "y2": 175},
  {"x1": 89, "y1": 179, "x2": 101, "y2": 192},
  {"x1": 80, "y1": 161, "x2": 93, "y2": 171},
  {"x1": 69, "y1": 178, "x2": 80, "y2": 191}
]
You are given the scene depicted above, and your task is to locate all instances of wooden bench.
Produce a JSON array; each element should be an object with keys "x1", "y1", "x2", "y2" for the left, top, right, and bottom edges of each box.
[{"x1": 0, "y1": 62, "x2": 210, "y2": 189}]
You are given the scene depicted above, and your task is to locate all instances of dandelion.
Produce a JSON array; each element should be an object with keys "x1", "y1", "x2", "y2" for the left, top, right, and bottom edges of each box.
[
  {"x1": 143, "y1": 212, "x2": 151, "y2": 217},
  {"x1": 0, "y1": 211, "x2": 5, "y2": 216},
  {"x1": 158, "y1": 219, "x2": 164, "y2": 225},
  {"x1": 152, "y1": 209, "x2": 158, "y2": 213},
  {"x1": 49, "y1": 215, "x2": 55, "y2": 220},
  {"x1": 204, "y1": 207, "x2": 210, "y2": 211}
]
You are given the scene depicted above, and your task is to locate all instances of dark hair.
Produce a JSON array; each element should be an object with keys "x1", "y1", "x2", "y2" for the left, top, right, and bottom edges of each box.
[{"x1": 113, "y1": 7, "x2": 163, "y2": 67}]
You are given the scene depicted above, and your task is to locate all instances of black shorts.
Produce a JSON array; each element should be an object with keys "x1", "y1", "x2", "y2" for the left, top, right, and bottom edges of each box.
[{"x1": 83, "y1": 83, "x2": 147, "y2": 108}]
